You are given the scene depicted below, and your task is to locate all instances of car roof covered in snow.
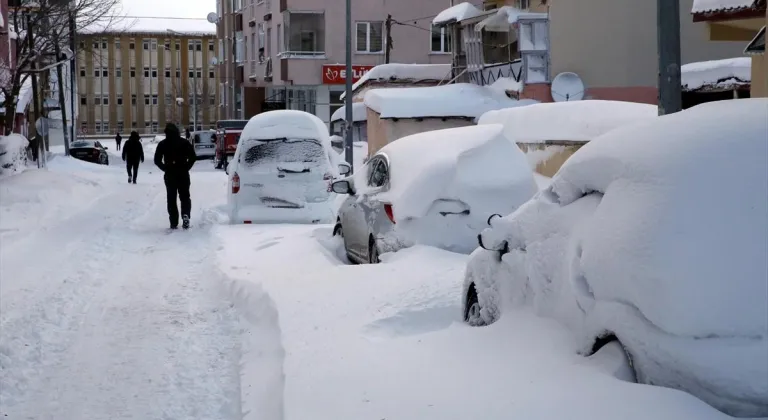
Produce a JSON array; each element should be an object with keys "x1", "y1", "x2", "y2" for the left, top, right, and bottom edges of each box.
[
  {"x1": 478, "y1": 100, "x2": 659, "y2": 143},
  {"x1": 240, "y1": 110, "x2": 330, "y2": 144},
  {"x1": 357, "y1": 124, "x2": 537, "y2": 222}
]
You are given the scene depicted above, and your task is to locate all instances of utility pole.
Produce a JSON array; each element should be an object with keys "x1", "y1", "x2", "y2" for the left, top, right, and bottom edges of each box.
[
  {"x1": 657, "y1": 0, "x2": 682, "y2": 115},
  {"x1": 68, "y1": 9, "x2": 77, "y2": 147},
  {"x1": 54, "y1": 41, "x2": 69, "y2": 157},
  {"x1": 384, "y1": 15, "x2": 392, "y2": 64},
  {"x1": 26, "y1": 13, "x2": 44, "y2": 168},
  {"x1": 344, "y1": 0, "x2": 353, "y2": 170},
  {"x1": 193, "y1": 41, "x2": 198, "y2": 130}
]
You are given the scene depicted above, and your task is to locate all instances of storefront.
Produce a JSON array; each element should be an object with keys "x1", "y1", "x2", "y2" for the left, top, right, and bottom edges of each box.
[{"x1": 264, "y1": 64, "x2": 374, "y2": 128}]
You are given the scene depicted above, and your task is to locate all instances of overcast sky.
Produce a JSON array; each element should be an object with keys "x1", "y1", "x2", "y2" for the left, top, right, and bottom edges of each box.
[{"x1": 119, "y1": 0, "x2": 215, "y2": 19}]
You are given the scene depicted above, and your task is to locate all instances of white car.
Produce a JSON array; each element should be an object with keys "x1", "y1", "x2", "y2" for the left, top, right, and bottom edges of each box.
[
  {"x1": 227, "y1": 110, "x2": 347, "y2": 224},
  {"x1": 463, "y1": 99, "x2": 768, "y2": 417},
  {"x1": 332, "y1": 124, "x2": 538, "y2": 263}
]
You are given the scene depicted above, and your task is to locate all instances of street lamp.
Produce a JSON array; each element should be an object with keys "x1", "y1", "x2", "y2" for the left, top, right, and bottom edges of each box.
[{"x1": 167, "y1": 28, "x2": 199, "y2": 131}]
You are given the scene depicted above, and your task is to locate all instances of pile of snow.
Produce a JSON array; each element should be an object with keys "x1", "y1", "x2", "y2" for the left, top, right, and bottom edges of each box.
[
  {"x1": 433, "y1": 2, "x2": 485, "y2": 25},
  {"x1": 478, "y1": 100, "x2": 658, "y2": 143},
  {"x1": 81, "y1": 17, "x2": 215, "y2": 35},
  {"x1": 681, "y1": 57, "x2": 752, "y2": 91},
  {"x1": 488, "y1": 76, "x2": 523, "y2": 93},
  {"x1": 330, "y1": 102, "x2": 368, "y2": 122},
  {"x1": 359, "y1": 124, "x2": 537, "y2": 222},
  {"x1": 691, "y1": 0, "x2": 757, "y2": 13},
  {"x1": 365, "y1": 83, "x2": 538, "y2": 120},
  {"x1": 241, "y1": 110, "x2": 330, "y2": 145},
  {"x1": 477, "y1": 6, "x2": 547, "y2": 31},
  {"x1": 342, "y1": 63, "x2": 451, "y2": 100},
  {"x1": 0, "y1": 135, "x2": 29, "y2": 177},
  {"x1": 215, "y1": 224, "x2": 742, "y2": 420}
]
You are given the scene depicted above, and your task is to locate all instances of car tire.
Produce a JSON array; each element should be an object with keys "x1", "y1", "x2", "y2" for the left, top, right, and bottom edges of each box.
[
  {"x1": 368, "y1": 236, "x2": 380, "y2": 264},
  {"x1": 464, "y1": 283, "x2": 487, "y2": 326}
]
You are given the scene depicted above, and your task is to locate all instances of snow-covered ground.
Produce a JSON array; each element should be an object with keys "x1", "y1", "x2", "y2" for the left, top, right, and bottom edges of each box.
[{"x1": 0, "y1": 138, "x2": 759, "y2": 419}]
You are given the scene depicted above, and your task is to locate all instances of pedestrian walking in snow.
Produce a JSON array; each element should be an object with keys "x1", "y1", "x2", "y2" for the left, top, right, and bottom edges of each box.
[
  {"x1": 154, "y1": 123, "x2": 197, "y2": 230},
  {"x1": 185, "y1": 128, "x2": 191, "y2": 141},
  {"x1": 122, "y1": 131, "x2": 144, "y2": 184},
  {"x1": 115, "y1": 132, "x2": 122, "y2": 151}
]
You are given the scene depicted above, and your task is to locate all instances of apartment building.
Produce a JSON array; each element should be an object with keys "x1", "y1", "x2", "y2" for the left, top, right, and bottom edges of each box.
[
  {"x1": 440, "y1": 0, "x2": 747, "y2": 104},
  {"x1": 76, "y1": 18, "x2": 219, "y2": 136},
  {"x1": 215, "y1": 0, "x2": 454, "y2": 126}
]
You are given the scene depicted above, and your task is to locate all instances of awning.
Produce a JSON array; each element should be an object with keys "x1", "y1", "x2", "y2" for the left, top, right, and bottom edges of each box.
[{"x1": 744, "y1": 25, "x2": 766, "y2": 55}]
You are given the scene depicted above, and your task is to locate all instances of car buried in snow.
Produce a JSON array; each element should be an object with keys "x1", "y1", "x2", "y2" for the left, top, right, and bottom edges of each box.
[
  {"x1": 331, "y1": 124, "x2": 538, "y2": 264},
  {"x1": 227, "y1": 110, "x2": 346, "y2": 225},
  {"x1": 462, "y1": 99, "x2": 768, "y2": 418}
]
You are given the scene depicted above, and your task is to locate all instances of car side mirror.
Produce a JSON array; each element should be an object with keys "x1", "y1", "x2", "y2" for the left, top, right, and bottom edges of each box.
[
  {"x1": 331, "y1": 180, "x2": 354, "y2": 195},
  {"x1": 338, "y1": 162, "x2": 351, "y2": 176}
]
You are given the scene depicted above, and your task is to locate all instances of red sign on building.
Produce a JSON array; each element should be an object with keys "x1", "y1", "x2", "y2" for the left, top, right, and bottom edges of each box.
[{"x1": 322, "y1": 65, "x2": 375, "y2": 85}]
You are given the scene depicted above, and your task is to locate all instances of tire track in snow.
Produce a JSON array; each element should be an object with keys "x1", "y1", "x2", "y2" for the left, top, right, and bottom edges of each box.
[{"x1": 1, "y1": 178, "x2": 243, "y2": 419}]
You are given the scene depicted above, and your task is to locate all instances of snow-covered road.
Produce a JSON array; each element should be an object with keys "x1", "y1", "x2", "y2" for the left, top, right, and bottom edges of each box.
[{"x1": 0, "y1": 157, "x2": 245, "y2": 419}]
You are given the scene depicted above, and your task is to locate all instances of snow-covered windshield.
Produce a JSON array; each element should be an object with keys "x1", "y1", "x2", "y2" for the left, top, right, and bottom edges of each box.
[{"x1": 243, "y1": 139, "x2": 325, "y2": 167}]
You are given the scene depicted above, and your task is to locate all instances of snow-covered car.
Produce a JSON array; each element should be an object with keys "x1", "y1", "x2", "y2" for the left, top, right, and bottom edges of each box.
[
  {"x1": 331, "y1": 124, "x2": 538, "y2": 264},
  {"x1": 227, "y1": 110, "x2": 345, "y2": 224},
  {"x1": 462, "y1": 99, "x2": 768, "y2": 417}
]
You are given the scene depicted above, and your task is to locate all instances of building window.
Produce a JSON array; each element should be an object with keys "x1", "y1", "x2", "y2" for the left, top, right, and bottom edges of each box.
[
  {"x1": 165, "y1": 68, "x2": 171, "y2": 78},
  {"x1": 102, "y1": 68, "x2": 109, "y2": 77},
  {"x1": 117, "y1": 95, "x2": 123, "y2": 105},
  {"x1": 517, "y1": 0, "x2": 530, "y2": 9},
  {"x1": 79, "y1": 41, "x2": 84, "y2": 49},
  {"x1": 116, "y1": 68, "x2": 122, "y2": 78},
  {"x1": 94, "y1": 97, "x2": 101, "y2": 105},
  {"x1": 196, "y1": 69, "x2": 202, "y2": 78},
  {"x1": 145, "y1": 121, "x2": 151, "y2": 130},
  {"x1": 356, "y1": 21, "x2": 383, "y2": 53},
  {"x1": 81, "y1": 122, "x2": 87, "y2": 132},
  {"x1": 283, "y1": 12, "x2": 325, "y2": 55},
  {"x1": 93, "y1": 42, "x2": 99, "y2": 49},
  {"x1": 144, "y1": 67, "x2": 150, "y2": 78},
  {"x1": 152, "y1": 122, "x2": 158, "y2": 132},
  {"x1": 130, "y1": 67, "x2": 136, "y2": 77},
  {"x1": 430, "y1": 25, "x2": 451, "y2": 53},
  {"x1": 102, "y1": 41, "x2": 107, "y2": 49},
  {"x1": 210, "y1": 95, "x2": 216, "y2": 105},
  {"x1": 80, "y1": 97, "x2": 87, "y2": 105},
  {"x1": 131, "y1": 94, "x2": 137, "y2": 105},
  {"x1": 196, "y1": 42, "x2": 202, "y2": 51},
  {"x1": 79, "y1": 68, "x2": 85, "y2": 77},
  {"x1": 144, "y1": 96, "x2": 150, "y2": 105},
  {"x1": 151, "y1": 39, "x2": 157, "y2": 50},
  {"x1": 102, "y1": 97, "x2": 109, "y2": 105},
  {"x1": 131, "y1": 121, "x2": 137, "y2": 128},
  {"x1": 152, "y1": 68, "x2": 158, "y2": 78},
  {"x1": 152, "y1": 95, "x2": 158, "y2": 105},
  {"x1": 143, "y1": 40, "x2": 149, "y2": 50},
  {"x1": 209, "y1": 70, "x2": 214, "y2": 78},
  {"x1": 164, "y1": 41, "x2": 170, "y2": 50},
  {"x1": 175, "y1": 41, "x2": 180, "y2": 51},
  {"x1": 94, "y1": 69, "x2": 100, "y2": 77},
  {"x1": 129, "y1": 41, "x2": 135, "y2": 49},
  {"x1": 176, "y1": 70, "x2": 181, "y2": 78},
  {"x1": 208, "y1": 43, "x2": 214, "y2": 51},
  {"x1": 115, "y1": 40, "x2": 121, "y2": 49},
  {"x1": 95, "y1": 122, "x2": 102, "y2": 133},
  {"x1": 117, "y1": 121, "x2": 124, "y2": 132}
]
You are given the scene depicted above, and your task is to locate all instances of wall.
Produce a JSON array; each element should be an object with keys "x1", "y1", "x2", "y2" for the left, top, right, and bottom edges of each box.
[
  {"x1": 366, "y1": 107, "x2": 474, "y2": 157},
  {"x1": 548, "y1": 0, "x2": 748, "y2": 101}
]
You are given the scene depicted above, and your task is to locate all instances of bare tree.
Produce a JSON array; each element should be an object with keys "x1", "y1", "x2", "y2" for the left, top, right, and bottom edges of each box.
[
  {"x1": 165, "y1": 74, "x2": 216, "y2": 130},
  {"x1": 1, "y1": 0, "x2": 123, "y2": 135}
]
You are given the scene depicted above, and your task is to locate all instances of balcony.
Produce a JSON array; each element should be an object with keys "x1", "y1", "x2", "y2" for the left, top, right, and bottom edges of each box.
[{"x1": 278, "y1": 11, "x2": 326, "y2": 58}]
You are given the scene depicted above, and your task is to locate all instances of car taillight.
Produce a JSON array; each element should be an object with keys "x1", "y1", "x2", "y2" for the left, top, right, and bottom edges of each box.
[
  {"x1": 384, "y1": 204, "x2": 395, "y2": 224},
  {"x1": 232, "y1": 172, "x2": 240, "y2": 194}
]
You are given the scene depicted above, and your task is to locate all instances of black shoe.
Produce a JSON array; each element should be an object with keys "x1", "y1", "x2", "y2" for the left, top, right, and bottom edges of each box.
[
  {"x1": 128, "y1": 176, "x2": 132, "y2": 183},
  {"x1": 182, "y1": 215, "x2": 190, "y2": 230},
  {"x1": 132, "y1": 179, "x2": 137, "y2": 184},
  {"x1": 170, "y1": 225, "x2": 178, "y2": 230}
]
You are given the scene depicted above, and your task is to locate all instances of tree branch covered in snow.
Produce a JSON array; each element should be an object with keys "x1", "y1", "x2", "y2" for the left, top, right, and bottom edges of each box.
[{"x1": 2, "y1": 0, "x2": 124, "y2": 134}]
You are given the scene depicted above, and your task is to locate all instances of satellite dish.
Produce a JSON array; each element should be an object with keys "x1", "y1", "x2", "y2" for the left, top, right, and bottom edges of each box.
[
  {"x1": 551, "y1": 72, "x2": 585, "y2": 102},
  {"x1": 210, "y1": 56, "x2": 219, "y2": 66},
  {"x1": 207, "y1": 12, "x2": 219, "y2": 23}
]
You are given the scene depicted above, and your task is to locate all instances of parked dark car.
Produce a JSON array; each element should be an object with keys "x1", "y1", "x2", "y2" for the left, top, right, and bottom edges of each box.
[{"x1": 70, "y1": 140, "x2": 109, "y2": 165}]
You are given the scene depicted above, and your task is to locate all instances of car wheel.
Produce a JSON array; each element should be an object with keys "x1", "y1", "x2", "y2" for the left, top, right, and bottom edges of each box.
[
  {"x1": 333, "y1": 220, "x2": 343, "y2": 237},
  {"x1": 464, "y1": 283, "x2": 487, "y2": 326},
  {"x1": 368, "y1": 236, "x2": 380, "y2": 264}
]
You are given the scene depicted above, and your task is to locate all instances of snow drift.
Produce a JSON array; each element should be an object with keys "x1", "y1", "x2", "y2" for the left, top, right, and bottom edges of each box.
[{"x1": 0, "y1": 134, "x2": 29, "y2": 177}]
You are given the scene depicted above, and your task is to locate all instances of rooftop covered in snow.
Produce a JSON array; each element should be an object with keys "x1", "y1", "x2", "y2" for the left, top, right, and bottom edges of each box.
[
  {"x1": 681, "y1": 57, "x2": 752, "y2": 92},
  {"x1": 691, "y1": 0, "x2": 766, "y2": 20},
  {"x1": 331, "y1": 102, "x2": 367, "y2": 123},
  {"x1": 476, "y1": 6, "x2": 548, "y2": 32},
  {"x1": 364, "y1": 82, "x2": 537, "y2": 121},
  {"x1": 432, "y1": 2, "x2": 487, "y2": 26},
  {"x1": 340, "y1": 63, "x2": 451, "y2": 101},
  {"x1": 80, "y1": 17, "x2": 216, "y2": 36}
]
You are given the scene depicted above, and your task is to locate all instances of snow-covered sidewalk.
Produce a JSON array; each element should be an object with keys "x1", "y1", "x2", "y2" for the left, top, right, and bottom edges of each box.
[
  {"x1": 215, "y1": 225, "x2": 735, "y2": 420},
  {"x1": 0, "y1": 157, "x2": 244, "y2": 419}
]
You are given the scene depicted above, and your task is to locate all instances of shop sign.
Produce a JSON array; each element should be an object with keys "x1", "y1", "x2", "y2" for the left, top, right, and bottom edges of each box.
[{"x1": 322, "y1": 65, "x2": 375, "y2": 84}]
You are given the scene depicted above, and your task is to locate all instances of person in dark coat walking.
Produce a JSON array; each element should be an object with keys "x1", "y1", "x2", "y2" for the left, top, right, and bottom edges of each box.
[
  {"x1": 115, "y1": 132, "x2": 122, "y2": 151},
  {"x1": 185, "y1": 128, "x2": 191, "y2": 141},
  {"x1": 154, "y1": 123, "x2": 197, "y2": 229},
  {"x1": 122, "y1": 131, "x2": 144, "y2": 184}
]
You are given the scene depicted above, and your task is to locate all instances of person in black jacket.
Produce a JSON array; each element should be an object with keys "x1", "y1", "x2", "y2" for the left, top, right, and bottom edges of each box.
[
  {"x1": 122, "y1": 131, "x2": 144, "y2": 184},
  {"x1": 115, "y1": 132, "x2": 122, "y2": 151},
  {"x1": 154, "y1": 123, "x2": 197, "y2": 229}
]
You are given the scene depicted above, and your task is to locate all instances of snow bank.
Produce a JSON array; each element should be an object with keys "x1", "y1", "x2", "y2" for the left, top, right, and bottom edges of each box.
[
  {"x1": 0, "y1": 135, "x2": 29, "y2": 177},
  {"x1": 241, "y1": 110, "x2": 330, "y2": 145},
  {"x1": 433, "y1": 2, "x2": 485, "y2": 25},
  {"x1": 478, "y1": 100, "x2": 658, "y2": 143},
  {"x1": 691, "y1": 0, "x2": 756, "y2": 13},
  {"x1": 345, "y1": 63, "x2": 451, "y2": 99},
  {"x1": 681, "y1": 57, "x2": 751, "y2": 91},
  {"x1": 551, "y1": 98, "x2": 768, "y2": 338},
  {"x1": 366, "y1": 124, "x2": 537, "y2": 222},
  {"x1": 330, "y1": 102, "x2": 367, "y2": 122},
  {"x1": 365, "y1": 83, "x2": 538, "y2": 120}
]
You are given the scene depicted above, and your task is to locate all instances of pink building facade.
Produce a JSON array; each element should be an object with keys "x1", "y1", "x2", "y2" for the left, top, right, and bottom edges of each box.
[{"x1": 216, "y1": 0, "x2": 453, "y2": 125}]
